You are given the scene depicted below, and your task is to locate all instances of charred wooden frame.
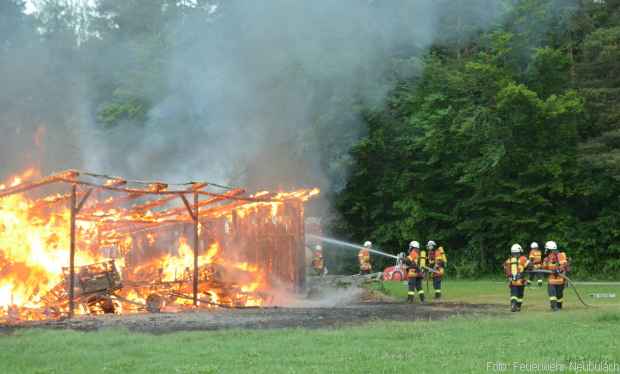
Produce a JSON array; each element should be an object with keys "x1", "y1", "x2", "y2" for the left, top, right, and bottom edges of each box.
[{"x1": 0, "y1": 170, "x2": 314, "y2": 318}]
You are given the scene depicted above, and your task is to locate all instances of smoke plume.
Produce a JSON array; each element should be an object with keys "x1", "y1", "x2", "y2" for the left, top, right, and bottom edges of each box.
[{"x1": 1, "y1": 0, "x2": 504, "y2": 192}]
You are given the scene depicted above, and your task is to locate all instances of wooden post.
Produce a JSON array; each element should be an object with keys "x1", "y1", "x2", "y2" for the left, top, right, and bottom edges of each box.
[
  {"x1": 68, "y1": 186, "x2": 92, "y2": 318},
  {"x1": 69, "y1": 184, "x2": 77, "y2": 318},
  {"x1": 178, "y1": 192, "x2": 200, "y2": 306},
  {"x1": 193, "y1": 192, "x2": 199, "y2": 306}
]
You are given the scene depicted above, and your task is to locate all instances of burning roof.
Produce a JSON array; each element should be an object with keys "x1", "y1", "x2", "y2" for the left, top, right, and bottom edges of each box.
[{"x1": 0, "y1": 169, "x2": 318, "y2": 322}]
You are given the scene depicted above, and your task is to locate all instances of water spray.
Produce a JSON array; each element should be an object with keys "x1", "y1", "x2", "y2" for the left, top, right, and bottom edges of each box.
[{"x1": 307, "y1": 234, "x2": 399, "y2": 260}]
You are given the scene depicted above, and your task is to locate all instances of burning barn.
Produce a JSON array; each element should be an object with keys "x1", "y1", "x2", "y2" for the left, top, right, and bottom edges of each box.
[{"x1": 0, "y1": 169, "x2": 318, "y2": 322}]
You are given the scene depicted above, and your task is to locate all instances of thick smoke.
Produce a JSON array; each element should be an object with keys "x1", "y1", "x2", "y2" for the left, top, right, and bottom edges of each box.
[
  {"x1": 0, "y1": 1, "x2": 86, "y2": 178},
  {"x1": 1, "y1": 0, "x2": 504, "y2": 190},
  {"x1": 85, "y1": 0, "x2": 439, "y2": 189}
]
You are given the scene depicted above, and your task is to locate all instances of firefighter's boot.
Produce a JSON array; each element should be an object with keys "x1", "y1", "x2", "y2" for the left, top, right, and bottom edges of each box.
[
  {"x1": 511, "y1": 300, "x2": 518, "y2": 312},
  {"x1": 407, "y1": 293, "x2": 415, "y2": 303},
  {"x1": 434, "y1": 291, "x2": 441, "y2": 300},
  {"x1": 516, "y1": 302, "x2": 522, "y2": 312},
  {"x1": 557, "y1": 301, "x2": 562, "y2": 310},
  {"x1": 550, "y1": 300, "x2": 558, "y2": 312},
  {"x1": 419, "y1": 292, "x2": 425, "y2": 303}
]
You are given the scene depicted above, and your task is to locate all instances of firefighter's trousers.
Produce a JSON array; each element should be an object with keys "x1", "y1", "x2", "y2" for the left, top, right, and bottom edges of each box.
[
  {"x1": 548, "y1": 284, "x2": 565, "y2": 310},
  {"x1": 407, "y1": 277, "x2": 425, "y2": 301},
  {"x1": 432, "y1": 277, "x2": 442, "y2": 298},
  {"x1": 510, "y1": 285, "x2": 525, "y2": 308}
]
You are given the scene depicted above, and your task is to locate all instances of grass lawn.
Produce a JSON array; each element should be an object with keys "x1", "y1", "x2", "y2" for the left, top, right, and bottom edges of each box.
[
  {"x1": 376, "y1": 278, "x2": 620, "y2": 311},
  {"x1": 1, "y1": 280, "x2": 619, "y2": 374}
]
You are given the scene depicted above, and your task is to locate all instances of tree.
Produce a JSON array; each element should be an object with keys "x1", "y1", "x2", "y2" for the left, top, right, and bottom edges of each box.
[{"x1": 336, "y1": 0, "x2": 620, "y2": 278}]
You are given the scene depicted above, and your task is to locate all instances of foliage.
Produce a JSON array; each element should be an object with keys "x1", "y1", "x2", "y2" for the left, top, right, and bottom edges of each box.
[
  {"x1": 97, "y1": 92, "x2": 150, "y2": 128},
  {"x1": 335, "y1": 0, "x2": 620, "y2": 278}
]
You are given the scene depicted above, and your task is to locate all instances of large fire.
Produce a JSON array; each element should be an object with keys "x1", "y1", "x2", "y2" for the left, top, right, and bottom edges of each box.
[{"x1": 0, "y1": 169, "x2": 318, "y2": 322}]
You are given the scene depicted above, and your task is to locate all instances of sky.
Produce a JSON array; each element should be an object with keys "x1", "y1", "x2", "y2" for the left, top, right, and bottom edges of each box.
[{"x1": 24, "y1": 0, "x2": 97, "y2": 14}]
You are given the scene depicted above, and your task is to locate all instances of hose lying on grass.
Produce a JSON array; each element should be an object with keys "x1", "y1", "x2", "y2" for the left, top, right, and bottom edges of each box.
[{"x1": 525, "y1": 270, "x2": 592, "y2": 307}]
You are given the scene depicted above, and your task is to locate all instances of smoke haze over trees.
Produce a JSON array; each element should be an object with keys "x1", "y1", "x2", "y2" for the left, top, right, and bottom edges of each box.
[
  {"x1": 1, "y1": 0, "x2": 619, "y2": 276},
  {"x1": 0, "y1": 0, "x2": 501, "y2": 187}
]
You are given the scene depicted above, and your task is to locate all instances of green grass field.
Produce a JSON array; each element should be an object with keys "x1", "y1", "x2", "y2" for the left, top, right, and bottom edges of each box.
[
  {"x1": 1, "y1": 280, "x2": 619, "y2": 374},
  {"x1": 376, "y1": 278, "x2": 620, "y2": 311}
]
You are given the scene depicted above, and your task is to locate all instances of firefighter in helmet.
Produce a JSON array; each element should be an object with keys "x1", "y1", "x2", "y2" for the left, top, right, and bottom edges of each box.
[
  {"x1": 543, "y1": 241, "x2": 570, "y2": 311},
  {"x1": 404, "y1": 241, "x2": 426, "y2": 303},
  {"x1": 427, "y1": 240, "x2": 447, "y2": 299},
  {"x1": 358, "y1": 241, "x2": 372, "y2": 275},
  {"x1": 311, "y1": 245, "x2": 326, "y2": 276},
  {"x1": 528, "y1": 242, "x2": 543, "y2": 287},
  {"x1": 503, "y1": 243, "x2": 530, "y2": 312}
]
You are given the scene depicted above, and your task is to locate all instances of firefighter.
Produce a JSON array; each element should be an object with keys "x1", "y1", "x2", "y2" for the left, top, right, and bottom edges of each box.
[
  {"x1": 404, "y1": 241, "x2": 426, "y2": 303},
  {"x1": 503, "y1": 243, "x2": 530, "y2": 312},
  {"x1": 543, "y1": 241, "x2": 570, "y2": 311},
  {"x1": 311, "y1": 245, "x2": 326, "y2": 276},
  {"x1": 358, "y1": 241, "x2": 372, "y2": 275},
  {"x1": 528, "y1": 242, "x2": 543, "y2": 287},
  {"x1": 427, "y1": 240, "x2": 447, "y2": 299}
]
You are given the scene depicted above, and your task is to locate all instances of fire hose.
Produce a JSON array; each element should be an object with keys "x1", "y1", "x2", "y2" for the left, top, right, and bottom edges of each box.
[
  {"x1": 525, "y1": 270, "x2": 592, "y2": 308},
  {"x1": 422, "y1": 265, "x2": 440, "y2": 275}
]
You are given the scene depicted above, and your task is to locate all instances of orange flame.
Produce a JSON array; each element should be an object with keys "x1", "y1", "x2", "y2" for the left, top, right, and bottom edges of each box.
[
  {"x1": 0, "y1": 171, "x2": 98, "y2": 317},
  {"x1": 0, "y1": 168, "x2": 319, "y2": 319}
]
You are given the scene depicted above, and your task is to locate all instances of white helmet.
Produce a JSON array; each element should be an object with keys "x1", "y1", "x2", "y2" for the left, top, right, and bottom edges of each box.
[
  {"x1": 315, "y1": 245, "x2": 322, "y2": 251},
  {"x1": 363, "y1": 241, "x2": 372, "y2": 248},
  {"x1": 530, "y1": 242, "x2": 539, "y2": 249},
  {"x1": 510, "y1": 243, "x2": 523, "y2": 254},
  {"x1": 427, "y1": 240, "x2": 437, "y2": 249},
  {"x1": 409, "y1": 241, "x2": 420, "y2": 249},
  {"x1": 545, "y1": 241, "x2": 558, "y2": 251}
]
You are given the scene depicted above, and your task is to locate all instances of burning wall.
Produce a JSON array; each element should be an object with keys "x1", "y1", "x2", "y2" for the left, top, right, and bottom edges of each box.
[{"x1": 0, "y1": 169, "x2": 318, "y2": 322}]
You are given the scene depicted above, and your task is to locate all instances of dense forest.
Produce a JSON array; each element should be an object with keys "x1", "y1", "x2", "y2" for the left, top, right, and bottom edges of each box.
[
  {"x1": 335, "y1": 0, "x2": 620, "y2": 277},
  {"x1": 1, "y1": 0, "x2": 619, "y2": 277}
]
